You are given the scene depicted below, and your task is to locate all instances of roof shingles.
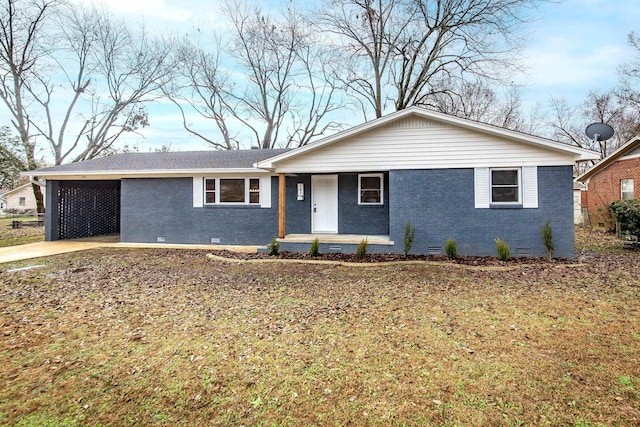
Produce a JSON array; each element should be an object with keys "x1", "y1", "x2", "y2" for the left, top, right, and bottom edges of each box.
[{"x1": 32, "y1": 149, "x2": 290, "y2": 174}]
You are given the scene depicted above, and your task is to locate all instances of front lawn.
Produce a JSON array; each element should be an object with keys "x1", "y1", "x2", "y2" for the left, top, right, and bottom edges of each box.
[{"x1": 0, "y1": 231, "x2": 638, "y2": 425}]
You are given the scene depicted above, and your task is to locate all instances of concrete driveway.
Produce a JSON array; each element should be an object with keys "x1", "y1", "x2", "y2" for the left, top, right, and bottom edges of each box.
[{"x1": 0, "y1": 235, "x2": 259, "y2": 264}]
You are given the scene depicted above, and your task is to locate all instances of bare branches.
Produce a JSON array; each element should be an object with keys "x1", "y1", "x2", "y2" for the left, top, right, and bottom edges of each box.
[
  {"x1": 316, "y1": 0, "x2": 536, "y2": 119},
  {"x1": 167, "y1": 0, "x2": 344, "y2": 149}
]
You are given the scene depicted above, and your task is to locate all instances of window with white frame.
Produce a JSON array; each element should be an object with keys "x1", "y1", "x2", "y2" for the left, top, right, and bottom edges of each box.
[
  {"x1": 621, "y1": 179, "x2": 635, "y2": 200},
  {"x1": 491, "y1": 169, "x2": 520, "y2": 204},
  {"x1": 359, "y1": 174, "x2": 383, "y2": 205},
  {"x1": 204, "y1": 178, "x2": 260, "y2": 205},
  {"x1": 19, "y1": 196, "x2": 26, "y2": 206}
]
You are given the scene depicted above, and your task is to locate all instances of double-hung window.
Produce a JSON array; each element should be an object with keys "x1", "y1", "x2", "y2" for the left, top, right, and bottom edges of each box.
[
  {"x1": 358, "y1": 174, "x2": 383, "y2": 205},
  {"x1": 491, "y1": 169, "x2": 520, "y2": 204},
  {"x1": 204, "y1": 178, "x2": 260, "y2": 205},
  {"x1": 621, "y1": 179, "x2": 635, "y2": 200}
]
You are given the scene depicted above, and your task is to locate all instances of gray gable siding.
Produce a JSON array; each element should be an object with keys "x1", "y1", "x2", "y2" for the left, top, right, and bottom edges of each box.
[
  {"x1": 388, "y1": 166, "x2": 574, "y2": 258},
  {"x1": 120, "y1": 177, "x2": 279, "y2": 245}
]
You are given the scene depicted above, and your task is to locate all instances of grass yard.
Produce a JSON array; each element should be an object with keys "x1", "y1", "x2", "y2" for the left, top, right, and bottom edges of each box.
[
  {"x1": 0, "y1": 216, "x2": 44, "y2": 247},
  {"x1": 0, "y1": 229, "x2": 639, "y2": 426}
]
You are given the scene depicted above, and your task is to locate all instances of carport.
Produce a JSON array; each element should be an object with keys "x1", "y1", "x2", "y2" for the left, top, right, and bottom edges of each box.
[{"x1": 46, "y1": 180, "x2": 121, "y2": 241}]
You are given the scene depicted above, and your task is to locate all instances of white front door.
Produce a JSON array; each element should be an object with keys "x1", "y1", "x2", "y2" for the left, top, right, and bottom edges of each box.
[{"x1": 312, "y1": 175, "x2": 338, "y2": 233}]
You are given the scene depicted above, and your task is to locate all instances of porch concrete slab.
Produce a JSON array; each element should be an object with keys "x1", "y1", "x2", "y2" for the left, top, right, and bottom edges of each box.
[
  {"x1": 278, "y1": 234, "x2": 394, "y2": 245},
  {"x1": 0, "y1": 236, "x2": 259, "y2": 264}
]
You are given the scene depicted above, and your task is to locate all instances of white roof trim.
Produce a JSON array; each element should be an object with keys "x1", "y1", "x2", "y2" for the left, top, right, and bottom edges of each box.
[
  {"x1": 256, "y1": 107, "x2": 600, "y2": 169},
  {"x1": 576, "y1": 135, "x2": 640, "y2": 183},
  {"x1": 24, "y1": 168, "x2": 273, "y2": 179},
  {"x1": 1, "y1": 182, "x2": 35, "y2": 196}
]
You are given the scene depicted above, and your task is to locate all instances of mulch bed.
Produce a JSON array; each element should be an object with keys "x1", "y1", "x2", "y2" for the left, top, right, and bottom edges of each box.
[{"x1": 209, "y1": 249, "x2": 576, "y2": 266}]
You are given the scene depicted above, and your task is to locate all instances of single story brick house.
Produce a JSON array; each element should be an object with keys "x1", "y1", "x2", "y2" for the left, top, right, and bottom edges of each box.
[
  {"x1": 576, "y1": 135, "x2": 640, "y2": 228},
  {"x1": 28, "y1": 107, "x2": 598, "y2": 257}
]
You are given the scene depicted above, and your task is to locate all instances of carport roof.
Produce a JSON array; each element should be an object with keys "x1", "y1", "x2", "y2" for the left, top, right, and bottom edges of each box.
[{"x1": 26, "y1": 149, "x2": 291, "y2": 178}]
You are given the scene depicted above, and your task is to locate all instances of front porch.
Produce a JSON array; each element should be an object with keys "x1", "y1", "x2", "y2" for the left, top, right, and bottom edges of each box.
[
  {"x1": 277, "y1": 234, "x2": 394, "y2": 245},
  {"x1": 275, "y1": 233, "x2": 395, "y2": 254}
]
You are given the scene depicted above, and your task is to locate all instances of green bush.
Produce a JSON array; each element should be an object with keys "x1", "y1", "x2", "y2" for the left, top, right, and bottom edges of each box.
[
  {"x1": 495, "y1": 238, "x2": 510, "y2": 261},
  {"x1": 309, "y1": 238, "x2": 320, "y2": 257},
  {"x1": 267, "y1": 238, "x2": 280, "y2": 256},
  {"x1": 445, "y1": 239, "x2": 457, "y2": 260},
  {"x1": 356, "y1": 238, "x2": 368, "y2": 259},
  {"x1": 403, "y1": 221, "x2": 416, "y2": 257},
  {"x1": 540, "y1": 220, "x2": 554, "y2": 259},
  {"x1": 609, "y1": 199, "x2": 640, "y2": 238}
]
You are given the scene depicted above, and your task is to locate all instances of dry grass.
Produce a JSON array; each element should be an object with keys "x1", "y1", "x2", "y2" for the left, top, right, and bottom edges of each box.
[
  {"x1": 0, "y1": 229, "x2": 639, "y2": 426},
  {"x1": 0, "y1": 216, "x2": 44, "y2": 247}
]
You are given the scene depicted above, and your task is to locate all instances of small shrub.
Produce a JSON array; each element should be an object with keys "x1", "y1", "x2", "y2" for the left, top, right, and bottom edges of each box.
[
  {"x1": 540, "y1": 220, "x2": 554, "y2": 259},
  {"x1": 610, "y1": 199, "x2": 640, "y2": 238},
  {"x1": 403, "y1": 221, "x2": 416, "y2": 257},
  {"x1": 309, "y1": 238, "x2": 320, "y2": 257},
  {"x1": 267, "y1": 238, "x2": 280, "y2": 256},
  {"x1": 495, "y1": 238, "x2": 510, "y2": 261},
  {"x1": 356, "y1": 238, "x2": 368, "y2": 258},
  {"x1": 445, "y1": 239, "x2": 457, "y2": 260}
]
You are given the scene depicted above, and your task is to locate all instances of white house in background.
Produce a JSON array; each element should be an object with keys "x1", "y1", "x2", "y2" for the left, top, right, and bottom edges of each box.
[{"x1": 1, "y1": 183, "x2": 44, "y2": 213}]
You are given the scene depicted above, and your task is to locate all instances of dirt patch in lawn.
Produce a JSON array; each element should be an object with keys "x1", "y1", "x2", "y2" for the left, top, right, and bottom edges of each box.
[{"x1": 0, "y1": 230, "x2": 639, "y2": 426}]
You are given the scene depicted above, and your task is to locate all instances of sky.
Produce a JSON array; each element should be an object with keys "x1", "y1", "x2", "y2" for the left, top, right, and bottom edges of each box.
[{"x1": 38, "y1": 0, "x2": 640, "y2": 154}]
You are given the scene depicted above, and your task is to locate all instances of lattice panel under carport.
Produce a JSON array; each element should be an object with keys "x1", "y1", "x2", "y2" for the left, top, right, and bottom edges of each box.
[{"x1": 57, "y1": 180, "x2": 121, "y2": 240}]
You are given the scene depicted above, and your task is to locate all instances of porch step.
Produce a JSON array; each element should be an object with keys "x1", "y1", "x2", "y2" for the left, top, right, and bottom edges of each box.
[{"x1": 278, "y1": 234, "x2": 394, "y2": 246}]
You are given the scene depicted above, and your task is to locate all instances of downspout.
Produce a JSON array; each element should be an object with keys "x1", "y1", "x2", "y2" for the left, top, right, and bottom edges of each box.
[{"x1": 29, "y1": 176, "x2": 46, "y2": 188}]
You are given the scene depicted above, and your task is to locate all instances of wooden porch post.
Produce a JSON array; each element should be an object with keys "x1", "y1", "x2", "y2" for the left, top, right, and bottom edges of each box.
[{"x1": 278, "y1": 173, "x2": 285, "y2": 238}]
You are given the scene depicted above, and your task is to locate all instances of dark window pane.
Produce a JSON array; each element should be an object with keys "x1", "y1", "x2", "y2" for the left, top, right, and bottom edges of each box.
[
  {"x1": 492, "y1": 187, "x2": 518, "y2": 203},
  {"x1": 220, "y1": 179, "x2": 245, "y2": 202},
  {"x1": 205, "y1": 192, "x2": 216, "y2": 204},
  {"x1": 361, "y1": 176, "x2": 381, "y2": 189},
  {"x1": 492, "y1": 170, "x2": 518, "y2": 185},
  {"x1": 361, "y1": 190, "x2": 381, "y2": 203},
  {"x1": 205, "y1": 179, "x2": 216, "y2": 191},
  {"x1": 249, "y1": 179, "x2": 260, "y2": 204}
]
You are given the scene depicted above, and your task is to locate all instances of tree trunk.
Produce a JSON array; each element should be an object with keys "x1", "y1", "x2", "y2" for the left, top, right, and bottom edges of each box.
[{"x1": 31, "y1": 181, "x2": 45, "y2": 214}]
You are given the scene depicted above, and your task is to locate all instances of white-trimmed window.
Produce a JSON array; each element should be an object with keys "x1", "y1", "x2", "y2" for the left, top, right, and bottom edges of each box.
[
  {"x1": 491, "y1": 168, "x2": 521, "y2": 204},
  {"x1": 621, "y1": 179, "x2": 635, "y2": 200},
  {"x1": 19, "y1": 196, "x2": 26, "y2": 206},
  {"x1": 359, "y1": 173, "x2": 383, "y2": 205},
  {"x1": 204, "y1": 178, "x2": 260, "y2": 205}
]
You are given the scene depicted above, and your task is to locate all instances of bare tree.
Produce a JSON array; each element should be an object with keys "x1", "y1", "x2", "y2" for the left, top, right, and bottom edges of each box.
[
  {"x1": 0, "y1": 0, "x2": 59, "y2": 212},
  {"x1": 549, "y1": 90, "x2": 640, "y2": 159},
  {"x1": 165, "y1": 36, "x2": 239, "y2": 150},
  {"x1": 220, "y1": 0, "x2": 343, "y2": 149},
  {"x1": 30, "y1": 5, "x2": 175, "y2": 163},
  {"x1": 316, "y1": 0, "x2": 538, "y2": 120},
  {"x1": 0, "y1": 1, "x2": 175, "y2": 210},
  {"x1": 618, "y1": 32, "x2": 640, "y2": 112}
]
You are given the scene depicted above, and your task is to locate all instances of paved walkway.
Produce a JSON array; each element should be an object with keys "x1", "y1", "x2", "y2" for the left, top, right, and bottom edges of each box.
[{"x1": 0, "y1": 236, "x2": 260, "y2": 264}]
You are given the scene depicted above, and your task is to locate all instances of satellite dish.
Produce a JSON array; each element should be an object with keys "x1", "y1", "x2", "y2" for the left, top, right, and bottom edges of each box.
[{"x1": 585, "y1": 122, "x2": 614, "y2": 142}]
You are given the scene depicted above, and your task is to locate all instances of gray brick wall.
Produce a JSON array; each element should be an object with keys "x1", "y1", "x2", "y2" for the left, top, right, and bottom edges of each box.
[
  {"x1": 338, "y1": 173, "x2": 389, "y2": 235},
  {"x1": 121, "y1": 177, "x2": 279, "y2": 245},
  {"x1": 284, "y1": 173, "x2": 389, "y2": 235},
  {"x1": 388, "y1": 166, "x2": 575, "y2": 258}
]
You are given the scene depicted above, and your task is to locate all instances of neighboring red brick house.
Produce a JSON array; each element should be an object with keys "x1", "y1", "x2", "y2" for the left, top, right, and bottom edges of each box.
[{"x1": 577, "y1": 136, "x2": 640, "y2": 227}]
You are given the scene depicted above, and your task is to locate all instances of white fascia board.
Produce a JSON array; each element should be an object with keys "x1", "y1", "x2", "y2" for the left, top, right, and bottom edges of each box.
[
  {"x1": 23, "y1": 168, "x2": 271, "y2": 180},
  {"x1": 576, "y1": 135, "x2": 640, "y2": 182}
]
